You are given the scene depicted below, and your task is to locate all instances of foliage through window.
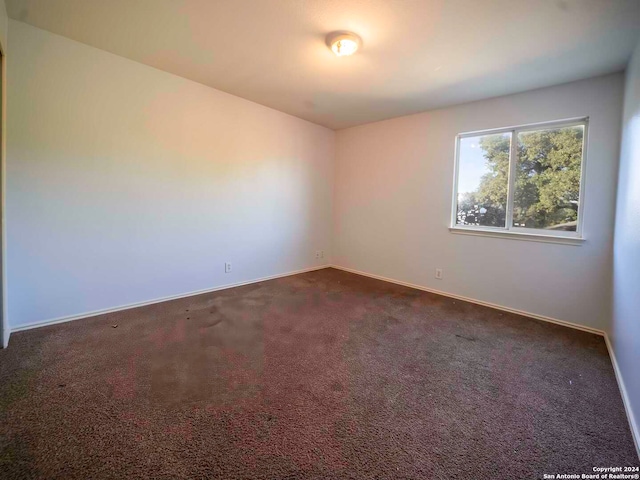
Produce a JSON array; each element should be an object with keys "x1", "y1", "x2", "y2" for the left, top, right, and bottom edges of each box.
[{"x1": 453, "y1": 119, "x2": 587, "y2": 238}]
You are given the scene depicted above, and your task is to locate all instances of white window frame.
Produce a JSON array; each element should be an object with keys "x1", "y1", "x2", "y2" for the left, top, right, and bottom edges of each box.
[{"x1": 449, "y1": 117, "x2": 588, "y2": 246}]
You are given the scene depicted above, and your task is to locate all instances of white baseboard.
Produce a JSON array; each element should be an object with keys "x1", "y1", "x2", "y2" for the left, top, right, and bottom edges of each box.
[
  {"x1": 9, "y1": 264, "x2": 331, "y2": 334},
  {"x1": 604, "y1": 334, "x2": 640, "y2": 460},
  {"x1": 331, "y1": 263, "x2": 640, "y2": 459},
  {"x1": 330, "y1": 264, "x2": 605, "y2": 336}
]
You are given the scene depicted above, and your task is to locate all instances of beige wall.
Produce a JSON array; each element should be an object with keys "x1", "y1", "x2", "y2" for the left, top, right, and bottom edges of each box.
[
  {"x1": 6, "y1": 20, "x2": 335, "y2": 329},
  {"x1": 333, "y1": 73, "x2": 624, "y2": 331},
  {"x1": 0, "y1": 0, "x2": 7, "y2": 50},
  {"x1": 1, "y1": 0, "x2": 7, "y2": 347}
]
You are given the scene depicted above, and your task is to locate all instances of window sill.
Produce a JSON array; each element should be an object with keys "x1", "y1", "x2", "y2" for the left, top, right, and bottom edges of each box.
[{"x1": 448, "y1": 227, "x2": 585, "y2": 246}]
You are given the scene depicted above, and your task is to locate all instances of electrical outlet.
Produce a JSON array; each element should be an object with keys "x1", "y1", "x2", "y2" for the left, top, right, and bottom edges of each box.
[
  {"x1": 225, "y1": 262, "x2": 232, "y2": 273},
  {"x1": 435, "y1": 268, "x2": 443, "y2": 280},
  {"x1": 315, "y1": 250, "x2": 323, "y2": 259}
]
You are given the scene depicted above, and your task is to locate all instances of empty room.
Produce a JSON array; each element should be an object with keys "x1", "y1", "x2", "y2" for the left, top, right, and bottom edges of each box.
[{"x1": 1, "y1": 0, "x2": 639, "y2": 478}]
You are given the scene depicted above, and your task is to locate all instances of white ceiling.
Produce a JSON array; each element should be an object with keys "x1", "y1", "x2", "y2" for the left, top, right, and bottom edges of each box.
[{"x1": 7, "y1": 0, "x2": 640, "y2": 129}]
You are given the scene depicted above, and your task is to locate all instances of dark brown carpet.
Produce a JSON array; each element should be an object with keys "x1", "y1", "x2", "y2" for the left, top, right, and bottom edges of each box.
[{"x1": 0, "y1": 268, "x2": 637, "y2": 479}]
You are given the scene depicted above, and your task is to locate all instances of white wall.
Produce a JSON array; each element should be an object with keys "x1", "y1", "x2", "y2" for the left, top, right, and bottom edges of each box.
[
  {"x1": 0, "y1": 0, "x2": 7, "y2": 347},
  {"x1": 6, "y1": 20, "x2": 334, "y2": 330},
  {"x1": 611, "y1": 37, "x2": 640, "y2": 450},
  {"x1": 333, "y1": 73, "x2": 624, "y2": 331}
]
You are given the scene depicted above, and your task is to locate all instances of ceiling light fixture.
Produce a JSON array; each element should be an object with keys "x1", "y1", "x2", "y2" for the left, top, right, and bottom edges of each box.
[{"x1": 326, "y1": 31, "x2": 361, "y2": 57}]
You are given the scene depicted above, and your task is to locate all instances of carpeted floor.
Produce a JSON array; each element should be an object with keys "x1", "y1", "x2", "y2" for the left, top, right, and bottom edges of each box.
[{"x1": 0, "y1": 268, "x2": 637, "y2": 479}]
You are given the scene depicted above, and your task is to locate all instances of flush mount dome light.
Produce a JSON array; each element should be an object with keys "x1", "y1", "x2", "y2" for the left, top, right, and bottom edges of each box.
[{"x1": 326, "y1": 31, "x2": 361, "y2": 56}]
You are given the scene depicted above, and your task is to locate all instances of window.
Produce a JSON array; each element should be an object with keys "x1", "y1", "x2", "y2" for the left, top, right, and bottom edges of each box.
[{"x1": 451, "y1": 118, "x2": 587, "y2": 244}]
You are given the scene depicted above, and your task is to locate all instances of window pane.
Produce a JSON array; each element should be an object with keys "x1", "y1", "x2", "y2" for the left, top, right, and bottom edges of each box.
[
  {"x1": 513, "y1": 125, "x2": 584, "y2": 231},
  {"x1": 456, "y1": 132, "x2": 510, "y2": 228}
]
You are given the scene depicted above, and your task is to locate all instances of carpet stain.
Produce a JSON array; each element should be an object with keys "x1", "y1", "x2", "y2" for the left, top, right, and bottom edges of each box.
[
  {"x1": 455, "y1": 334, "x2": 477, "y2": 342},
  {"x1": 0, "y1": 368, "x2": 36, "y2": 413}
]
